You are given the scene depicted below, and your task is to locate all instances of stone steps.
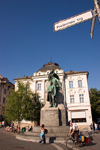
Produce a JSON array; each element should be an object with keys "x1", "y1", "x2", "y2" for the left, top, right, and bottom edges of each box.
[
  {"x1": 17, "y1": 125, "x2": 70, "y2": 143},
  {"x1": 16, "y1": 133, "x2": 67, "y2": 143},
  {"x1": 33, "y1": 126, "x2": 69, "y2": 132},
  {"x1": 24, "y1": 131, "x2": 68, "y2": 137}
]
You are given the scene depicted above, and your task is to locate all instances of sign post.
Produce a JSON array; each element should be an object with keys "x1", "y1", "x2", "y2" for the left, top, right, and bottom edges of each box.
[
  {"x1": 93, "y1": 0, "x2": 100, "y2": 23},
  {"x1": 90, "y1": 7, "x2": 96, "y2": 39}
]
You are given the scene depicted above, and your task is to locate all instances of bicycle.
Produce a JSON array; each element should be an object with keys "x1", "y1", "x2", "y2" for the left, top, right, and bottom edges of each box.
[
  {"x1": 66, "y1": 131, "x2": 93, "y2": 150},
  {"x1": 66, "y1": 134, "x2": 79, "y2": 150}
]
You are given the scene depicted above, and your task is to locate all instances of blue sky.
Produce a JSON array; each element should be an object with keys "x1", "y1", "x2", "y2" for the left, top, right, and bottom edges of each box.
[{"x1": 0, "y1": 0, "x2": 100, "y2": 90}]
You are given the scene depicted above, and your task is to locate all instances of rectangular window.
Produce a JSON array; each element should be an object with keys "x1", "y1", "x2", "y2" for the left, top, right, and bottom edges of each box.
[
  {"x1": 70, "y1": 95, "x2": 74, "y2": 103},
  {"x1": 4, "y1": 89, "x2": 6, "y2": 94},
  {"x1": 72, "y1": 118, "x2": 86, "y2": 123},
  {"x1": 37, "y1": 83, "x2": 41, "y2": 90},
  {"x1": 79, "y1": 94, "x2": 84, "y2": 103},
  {"x1": 3, "y1": 98, "x2": 6, "y2": 103},
  {"x1": 2, "y1": 107, "x2": 5, "y2": 114},
  {"x1": 69, "y1": 81, "x2": 73, "y2": 88},
  {"x1": 78, "y1": 80, "x2": 82, "y2": 87}
]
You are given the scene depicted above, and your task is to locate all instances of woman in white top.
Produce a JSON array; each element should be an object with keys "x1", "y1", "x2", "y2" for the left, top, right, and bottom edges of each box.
[{"x1": 39, "y1": 124, "x2": 46, "y2": 144}]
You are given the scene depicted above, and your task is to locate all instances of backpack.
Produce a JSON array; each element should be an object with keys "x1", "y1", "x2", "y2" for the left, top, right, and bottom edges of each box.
[{"x1": 45, "y1": 129, "x2": 48, "y2": 134}]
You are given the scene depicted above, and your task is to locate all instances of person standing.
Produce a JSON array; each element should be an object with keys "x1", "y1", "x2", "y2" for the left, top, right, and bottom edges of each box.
[
  {"x1": 11, "y1": 122, "x2": 14, "y2": 132},
  {"x1": 95, "y1": 123, "x2": 98, "y2": 132},
  {"x1": 93, "y1": 122, "x2": 95, "y2": 131},
  {"x1": 2, "y1": 121, "x2": 4, "y2": 127},
  {"x1": 90, "y1": 123, "x2": 93, "y2": 130},
  {"x1": 39, "y1": 124, "x2": 46, "y2": 144}
]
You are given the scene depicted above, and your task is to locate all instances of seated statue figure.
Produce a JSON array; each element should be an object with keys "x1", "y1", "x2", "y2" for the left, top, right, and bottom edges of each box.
[{"x1": 47, "y1": 69, "x2": 62, "y2": 107}]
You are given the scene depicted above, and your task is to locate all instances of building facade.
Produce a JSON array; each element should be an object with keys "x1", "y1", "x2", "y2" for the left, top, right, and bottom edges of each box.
[
  {"x1": 14, "y1": 62, "x2": 92, "y2": 129},
  {"x1": 0, "y1": 75, "x2": 14, "y2": 121},
  {"x1": 65, "y1": 71, "x2": 92, "y2": 129}
]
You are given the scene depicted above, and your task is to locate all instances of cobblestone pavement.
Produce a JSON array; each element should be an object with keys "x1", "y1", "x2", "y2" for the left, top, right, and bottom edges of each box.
[
  {"x1": 0, "y1": 128, "x2": 66, "y2": 150},
  {"x1": 0, "y1": 128, "x2": 100, "y2": 150}
]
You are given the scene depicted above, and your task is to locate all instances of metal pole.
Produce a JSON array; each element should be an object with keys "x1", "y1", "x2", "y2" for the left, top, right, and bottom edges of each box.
[{"x1": 93, "y1": 0, "x2": 100, "y2": 23}]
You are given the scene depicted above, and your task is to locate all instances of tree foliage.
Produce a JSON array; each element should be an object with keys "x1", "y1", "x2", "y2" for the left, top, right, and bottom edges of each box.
[
  {"x1": 90, "y1": 88, "x2": 100, "y2": 121},
  {"x1": 5, "y1": 81, "x2": 43, "y2": 124}
]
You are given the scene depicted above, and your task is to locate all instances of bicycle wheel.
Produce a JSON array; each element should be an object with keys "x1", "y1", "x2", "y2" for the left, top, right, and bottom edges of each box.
[{"x1": 66, "y1": 138, "x2": 74, "y2": 150}]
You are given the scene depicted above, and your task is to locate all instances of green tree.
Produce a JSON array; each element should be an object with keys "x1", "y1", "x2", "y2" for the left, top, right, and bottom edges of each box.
[
  {"x1": 5, "y1": 81, "x2": 43, "y2": 128},
  {"x1": 90, "y1": 88, "x2": 100, "y2": 121}
]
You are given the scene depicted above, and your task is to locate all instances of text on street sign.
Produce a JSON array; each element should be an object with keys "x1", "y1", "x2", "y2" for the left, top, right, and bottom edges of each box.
[{"x1": 54, "y1": 10, "x2": 93, "y2": 32}]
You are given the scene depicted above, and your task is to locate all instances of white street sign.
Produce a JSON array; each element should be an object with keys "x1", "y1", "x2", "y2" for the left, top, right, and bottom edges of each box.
[{"x1": 54, "y1": 10, "x2": 93, "y2": 32}]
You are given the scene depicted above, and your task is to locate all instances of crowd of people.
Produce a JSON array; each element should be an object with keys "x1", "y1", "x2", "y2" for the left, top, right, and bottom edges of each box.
[
  {"x1": 5, "y1": 123, "x2": 19, "y2": 133},
  {"x1": 0, "y1": 121, "x2": 34, "y2": 134}
]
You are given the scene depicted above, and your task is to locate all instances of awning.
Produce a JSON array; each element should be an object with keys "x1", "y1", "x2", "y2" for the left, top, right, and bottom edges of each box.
[{"x1": 71, "y1": 111, "x2": 85, "y2": 118}]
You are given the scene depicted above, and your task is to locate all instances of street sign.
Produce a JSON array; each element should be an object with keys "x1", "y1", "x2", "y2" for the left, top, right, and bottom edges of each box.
[{"x1": 54, "y1": 10, "x2": 93, "y2": 32}]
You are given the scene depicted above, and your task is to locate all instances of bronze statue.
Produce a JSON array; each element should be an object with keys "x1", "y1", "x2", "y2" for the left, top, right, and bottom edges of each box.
[{"x1": 47, "y1": 69, "x2": 62, "y2": 107}]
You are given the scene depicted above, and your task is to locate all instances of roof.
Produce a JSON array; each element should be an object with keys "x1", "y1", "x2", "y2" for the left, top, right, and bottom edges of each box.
[
  {"x1": 37, "y1": 62, "x2": 61, "y2": 72},
  {"x1": 0, "y1": 76, "x2": 14, "y2": 87},
  {"x1": 14, "y1": 76, "x2": 32, "y2": 80},
  {"x1": 65, "y1": 70, "x2": 89, "y2": 76}
]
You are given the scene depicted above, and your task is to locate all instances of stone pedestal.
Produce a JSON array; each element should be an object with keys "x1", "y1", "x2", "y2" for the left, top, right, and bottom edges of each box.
[
  {"x1": 16, "y1": 102, "x2": 69, "y2": 143},
  {"x1": 40, "y1": 107, "x2": 59, "y2": 126},
  {"x1": 40, "y1": 101, "x2": 67, "y2": 127},
  {"x1": 58, "y1": 104, "x2": 66, "y2": 126}
]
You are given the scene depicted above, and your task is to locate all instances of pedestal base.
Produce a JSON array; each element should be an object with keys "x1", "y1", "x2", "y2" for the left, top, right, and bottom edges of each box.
[
  {"x1": 40, "y1": 107, "x2": 59, "y2": 126},
  {"x1": 40, "y1": 103, "x2": 67, "y2": 127}
]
